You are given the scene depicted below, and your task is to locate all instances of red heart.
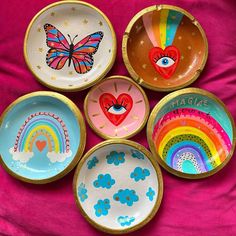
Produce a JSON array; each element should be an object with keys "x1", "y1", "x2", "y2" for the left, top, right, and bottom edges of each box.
[
  {"x1": 36, "y1": 140, "x2": 47, "y2": 152},
  {"x1": 99, "y1": 93, "x2": 133, "y2": 126},
  {"x1": 149, "y1": 46, "x2": 180, "y2": 79}
]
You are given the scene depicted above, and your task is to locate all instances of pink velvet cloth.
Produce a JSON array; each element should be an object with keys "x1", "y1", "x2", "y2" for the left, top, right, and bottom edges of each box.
[{"x1": 0, "y1": 0, "x2": 236, "y2": 235}]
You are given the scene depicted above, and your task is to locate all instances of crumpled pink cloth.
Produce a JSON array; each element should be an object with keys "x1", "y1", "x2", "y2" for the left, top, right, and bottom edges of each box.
[{"x1": 0, "y1": 0, "x2": 236, "y2": 235}]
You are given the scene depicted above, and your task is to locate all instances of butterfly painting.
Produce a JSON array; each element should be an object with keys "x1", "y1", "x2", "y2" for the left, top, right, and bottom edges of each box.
[{"x1": 44, "y1": 23, "x2": 103, "y2": 74}]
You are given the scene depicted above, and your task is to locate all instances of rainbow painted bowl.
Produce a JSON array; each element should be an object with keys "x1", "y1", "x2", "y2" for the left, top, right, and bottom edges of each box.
[
  {"x1": 122, "y1": 5, "x2": 208, "y2": 91},
  {"x1": 73, "y1": 140, "x2": 163, "y2": 234},
  {"x1": 147, "y1": 88, "x2": 236, "y2": 179},
  {"x1": 0, "y1": 92, "x2": 86, "y2": 183}
]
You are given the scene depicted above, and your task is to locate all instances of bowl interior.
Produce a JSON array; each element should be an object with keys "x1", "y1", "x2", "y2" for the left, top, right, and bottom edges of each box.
[
  {"x1": 25, "y1": 2, "x2": 115, "y2": 90},
  {"x1": 125, "y1": 7, "x2": 207, "y2": 90},
  {"x1": 0, "y1": 95, "x2": 82, "y2": 181},
  {"x1": 75, "y1": 143, "x2": 160, "y2": 232},
  {"x1": 86, "y1": 77, "x2": 148, "y2": 138},
  {"x1": 150, "y1": 92, "x2": 234, "y2": 175}
]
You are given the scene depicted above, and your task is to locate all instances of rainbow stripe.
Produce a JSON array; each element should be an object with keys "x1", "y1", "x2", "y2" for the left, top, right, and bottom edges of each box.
[
  {"x1": 143, "y1": 9, "x2": 183, "y2": 49},
  {"x1": 152, "y1": 108, "x2": 232, "y2": 174},
  {"x1": 14, "y1": 112, "x2": 70, "y2": 153}
]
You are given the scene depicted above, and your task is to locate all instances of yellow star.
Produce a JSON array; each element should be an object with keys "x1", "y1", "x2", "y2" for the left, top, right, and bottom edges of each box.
[
  {"x1": 99, "y1": 21, "x2": 103, "y2": 26},
  {"x1": 37, "y1": 27, "x2": 41, "y2": 32},
  {"x1": 50, "y1": 12, "x2": 55, "y2": 17},
  {"x1": 64, "y1": 21, "x2": 69, "y2": 26},
  {"x1": 83, "y1": 19, "x2": 88, "y2": 24},
  {"x1": 38, "y1": 48, "x2": 43, "y2": 53},
  {"x1": 69, "y1": 71, "x2": 73, "y2": 75},
  {"x1": 51, "y1": 76, "x2": 56, "y2": 80}
]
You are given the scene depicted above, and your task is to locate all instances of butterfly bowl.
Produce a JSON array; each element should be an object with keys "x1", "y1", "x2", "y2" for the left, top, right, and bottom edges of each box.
[
  {"x1": 84, "y1": 75, "x2": 150, "y2": 139},
  {"x1": 122, "y1": 5, "x2": 208, "y2": 91},
  {"x1": 147, "y1": 88, "x2": 236, "y2": 179},
  {"x1": 73, "y1": 139, "x2": 163, "y2": 234},
  {"x1": 24, "y1": 1, "x2": 116, "y2": 92},
  {"x1": 0, "y1": 92, "x2": 86, "y2": 184}
]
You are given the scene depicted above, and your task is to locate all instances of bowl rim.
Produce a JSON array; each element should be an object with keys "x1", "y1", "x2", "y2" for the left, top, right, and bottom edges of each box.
[
  {"x1": 147, "y1": 87, "x2": 236, "y2": 179},
  {"x1": 84, "y1": 75, "x2": 150, "y2": 139},
  {"x1": 0, "y1": 91, "x2": 86, "y2": 184},
  {"x1": 122, "y1": 4, "x2": 208, "y2": 92},
  {"x1": 23, "y1": 0, "x2": 117, "y2": 92},
  {"x1": 73, "y1": 139, "x2": 163, "y2": 234}
]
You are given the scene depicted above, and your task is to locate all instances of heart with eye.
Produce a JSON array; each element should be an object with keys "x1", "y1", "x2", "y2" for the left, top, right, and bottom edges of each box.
[
  {"x1": 36, "y1": 140, "x2": 47, "y2": 152},
  {"x1": 99, "y1": 93, "x2": 133, "y2": 126},
  {"x1": 149, "y1": 46, "x2": 180, "y2": 79}
]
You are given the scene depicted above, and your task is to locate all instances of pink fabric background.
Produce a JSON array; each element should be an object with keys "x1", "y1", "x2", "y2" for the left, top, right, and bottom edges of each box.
[{"x1": 0, "y1": 0, "x2": 236, "y2": 235}]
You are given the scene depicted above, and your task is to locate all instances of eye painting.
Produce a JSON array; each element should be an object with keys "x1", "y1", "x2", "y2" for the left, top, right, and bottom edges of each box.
[
  {"x1": 155, "y1": 56, "x2": 175, "y2": 68},
  {"x1": 99, "y1": 93, "x2": 133, "y2": 126}
]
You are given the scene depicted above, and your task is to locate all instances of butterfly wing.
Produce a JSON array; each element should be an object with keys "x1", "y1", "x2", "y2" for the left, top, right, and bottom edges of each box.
[
  {"x1": 71, "y1": 32, "x2": 104, "y2": 74},
  {"x1": 44, "y1": 23, "x2": 70, "y2": 50},
  {"x1": 46, "y1": 48, "x2": 69, "y2": 70},
  {"x1": 44, "y1": 24, "x2": 70, "y2": 70}
]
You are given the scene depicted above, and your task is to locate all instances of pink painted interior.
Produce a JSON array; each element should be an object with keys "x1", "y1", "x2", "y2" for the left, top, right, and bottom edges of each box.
[{"x1": 87, "y1": 78, "x2": 147, "y2": 137}]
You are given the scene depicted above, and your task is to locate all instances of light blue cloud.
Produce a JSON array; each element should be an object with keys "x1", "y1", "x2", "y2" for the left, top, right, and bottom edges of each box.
[
  {"x1": 93, "y1": 173, "x2": 115, "y2": 189},
  {"x1": 146, "y1": 187, "x2": 156, "y2": 201},
  {"x1": 113, "y1": 189, "x2": 139, "y2": 206},
  {"x1": 118, "y1": 216, "x2": 135, "y2": 227},
  {"x1": 94, "y1": 199, "x2": 111, "y2": 217},
  {"x1": 78, "y1": 183, "x2": 88, "y2": 202},
  {"x1": 87, "y1": 156, "x2": 99, "y2": 169},
  {"x1": 131, "y1": 149, "x2": 144, "y2": 160},
  {"x1": 106, "y1": 151, "x2": 125, "y2": 166},
  {"x1": 130, "y1": 167, "x2": 150, "y2": 182}
]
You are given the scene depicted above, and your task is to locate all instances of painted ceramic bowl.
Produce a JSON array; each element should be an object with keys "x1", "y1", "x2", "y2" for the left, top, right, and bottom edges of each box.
[
  {"x1": 147, "y1": 88, "x2": 236, "y2": 179},
  {"x1": 0, "y1": 92, "x2": 86, "y2": 183},
  {"x1": 84, "y1": 75, "x2": 149, "y2": 139},
  {"x1": 24, "y1": 1, "x2": 116, "y2": 92},
  {"x1": 73, "y1": 140, "x2": 163, "y2": 234},
  {"x1": 122, "y1": 5, "x2": 208, "y2": 91}
]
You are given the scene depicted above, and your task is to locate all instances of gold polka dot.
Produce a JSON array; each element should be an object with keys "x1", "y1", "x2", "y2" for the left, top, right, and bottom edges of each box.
[
  {"x1": 51, "y1": 76, "x2": 56, "y2": 80},
  {"x1": 192, "y1": 32, "x2": 196, "y2": 36},
  {"x1": 178, "y1": 75, "x2": 183, "y2": 79},
  {"x1": 83, "y1": 19, "x2": 88, "y2": 24},
  {"x1": 181, "y1": 55, "x2": 184, "y2": 60},
  {"x1": 37, "y1": 65, "x2": 41, "y2": 69},
  {"x1": 153, "y1": 77, "x2": 158, "y2": 81},
  {"x1": 189, "y1": 65, "x2": 193, "y2": 69},
  {"x1": 69, "y1": 71, "x2": 73, "y2": 75},
  {"x1": 64, "y1": 21, "x2": 69, "y2": 26},
  {"x1": 38, "y1": 48, "x2": 43, "y2": 53},
  {"x1": 140, "y1": 40, "x2": 144, "y2": 45},
  {"x1": 99, "y1": 21, "x2": 103, "y2": 26},
  {"x1": 37, "y1": 27, "x2": 41, "y2": 32},
  {"x1": 131, "y1": 52, "x2": 135, "y2": 56},
  {"x1": 142, "y1": 64, "x2": 147, "y2": 69},
  {"x1": 188, "y1": 46, "x2": 192, "y2": 50},
  {"x1": 178, "y1": 36, "x2": 182, "y2": 40},
  {"x1": 198, "y1": 51, "x2": 202, "y2": 55}
]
